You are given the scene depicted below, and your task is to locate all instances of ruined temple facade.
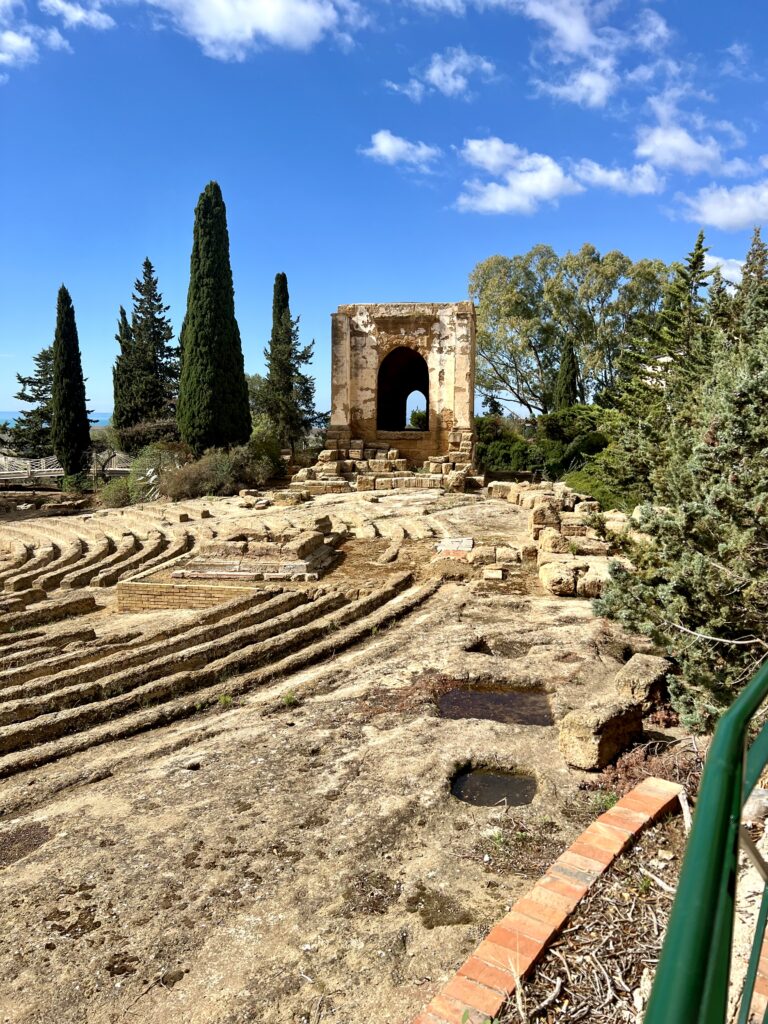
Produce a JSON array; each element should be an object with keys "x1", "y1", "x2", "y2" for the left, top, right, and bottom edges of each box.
[{"x1": 326, "y1": 302, "x2": 476, "y2": 464}]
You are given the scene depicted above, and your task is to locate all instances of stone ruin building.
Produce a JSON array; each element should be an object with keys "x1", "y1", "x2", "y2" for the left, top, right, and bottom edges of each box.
[{"x1": 291, "y1": 301, "x2": 481, "y2": 496}]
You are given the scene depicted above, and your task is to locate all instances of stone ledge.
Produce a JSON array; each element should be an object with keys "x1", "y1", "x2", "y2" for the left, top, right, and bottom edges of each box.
[{"x1": 411, "y1": 776, "x2": 683, "y2": 1024}]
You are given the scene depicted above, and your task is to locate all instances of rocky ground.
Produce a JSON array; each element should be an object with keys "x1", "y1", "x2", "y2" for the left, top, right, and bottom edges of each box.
[{"x1": 0, "y1": 488, "x2": 675, "y2": 1024}]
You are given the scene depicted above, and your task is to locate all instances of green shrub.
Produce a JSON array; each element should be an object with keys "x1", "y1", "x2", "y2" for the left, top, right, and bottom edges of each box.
[
  {"x1": 115, "y1": 418, "x2": 180, "y2": 456},
  {"x1": 61, "y1": 472, "x2": 89, "y2": 494},
  {"x1": 562, "y1": 465, "x2": 638, "y2": 512},
  {"x1": 248, "y1": 415, "x2": 285, "y2": 477},
  {"x1": 160, "y1": 448, "x2": 234, "y2": 499},
  {"x1": 99, "y1": 478, "x2": 131, "y2": 507},
  {"x1": 128, "y1": 442, "x2": 192, "y2": 503},
  {"x1": 409, "y1": 409, "x2": 427, "y2": 430}
]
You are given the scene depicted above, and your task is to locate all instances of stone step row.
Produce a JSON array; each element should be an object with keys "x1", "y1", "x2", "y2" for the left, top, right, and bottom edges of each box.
[
  {"x1": 0, "y1": 575, "x2": 440, "y2": 780},
  {"x1": 0, "y1": 589, "x2": 305, "y2": 695}
]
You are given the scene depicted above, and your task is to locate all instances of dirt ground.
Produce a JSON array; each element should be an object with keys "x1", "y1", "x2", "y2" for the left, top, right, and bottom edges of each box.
[{"x1": 0, "y1": 489, "x2": 668, "y2": 1024}]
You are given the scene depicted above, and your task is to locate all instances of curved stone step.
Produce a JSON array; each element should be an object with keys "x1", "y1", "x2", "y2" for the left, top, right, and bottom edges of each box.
[
  {"x1": 0, "y1": 590, "x2": 308, "y2": 693},
  {"x1": 91, "y1": 530, "x2": 166, "y2": 587},
  {"x1": 0, "y1": 577, "x2": 440, "y2": 778},
  {"x1": 0, "y1": 589, "x2": 339, "y2": 724},
  {"x1": 60, "y1": 532, "x2": 137, "y2": 590}
]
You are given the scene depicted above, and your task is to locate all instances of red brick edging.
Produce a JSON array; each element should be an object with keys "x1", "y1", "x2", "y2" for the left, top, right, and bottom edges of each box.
[{"x1": 412, "y1": 776, "x2": 684, "y2": 1024}]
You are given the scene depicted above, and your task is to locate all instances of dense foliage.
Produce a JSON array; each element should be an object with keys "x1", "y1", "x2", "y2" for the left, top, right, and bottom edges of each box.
[
  {"x1": 112, "y1": 260, "x2": 178, "y2": 430},
  {"x1": 7, "y1": 345, "x2": 54, "y2": 458},
  {"x1": 470, "y1": 243, "x2": 668, "y2": 415},
  {"x1": 50, "y1": 286, "x2": 91, "y2": 478},
  {"x1": 177, "y1": 181, "x2": 251, "y2": 453},
  {"x1": 259, "y1": 272, "x2": 316, "y2": 453}
]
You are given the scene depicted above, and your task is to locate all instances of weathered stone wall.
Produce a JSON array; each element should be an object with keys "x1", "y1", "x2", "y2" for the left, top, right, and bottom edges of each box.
[{"x1": 328, "y1": 302, "x2": 476, "y2": 459}]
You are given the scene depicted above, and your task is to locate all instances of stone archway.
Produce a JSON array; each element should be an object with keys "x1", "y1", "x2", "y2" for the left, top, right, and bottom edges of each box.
[{"x1": 376, "y1": 347, "x2": 429, "y2": 431}]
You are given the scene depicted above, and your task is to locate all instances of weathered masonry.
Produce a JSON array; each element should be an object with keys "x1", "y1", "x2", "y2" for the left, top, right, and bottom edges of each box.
[{"x1": 326, "y1": 302, "x2": 476, "y2": 463}]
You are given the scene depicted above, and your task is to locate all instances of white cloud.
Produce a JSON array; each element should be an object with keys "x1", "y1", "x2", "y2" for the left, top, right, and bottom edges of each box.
[
  {"x1": 572, "y1": 158, "x2": 664, "y2": 195},
  {"x1": 39, "y1": 0, "x2": 115, "y2": 30},
  {"x1": 0, "y1": 28, "x2": 37, "y2": 65},
  {"x1": 634, "y1": 9, "x2": 671, "y2": 51},
  {"x1": 538, "y1": 57, "x2": 618, "y2": 108},
  {"x1": 510, "y1": 0, "x2": 596, "y2": 57},
  {"x1": 385, "y1": 77, "x2": 425, "y2": 102},
  {"x1": 424, "y1": 45, "x2": 494, "y2": 96},
  {"x1": 387, "y1": 45, "x2": 494, "y2": 102},
  {"x1": 145, "y1": 0, "x2": 343, "y2": 58},
  {"x1": 679, "y1": 179, "x2": 768, "y2": 231},
  {"x1": 635, "y1": 123, "x2": 721, "y2": 174},
  {"x1": 704, "y1": 253, "x2": 743, "y2": 284},
  {"x1": 458, "y1": 137, "x2": 583, "y2": 214},
  {"x1": 0, "y1": 0, "x2": 22, "y2": 23},
  {"x1": 361, "y1": 129, "x2": 442, "y2": 172}
]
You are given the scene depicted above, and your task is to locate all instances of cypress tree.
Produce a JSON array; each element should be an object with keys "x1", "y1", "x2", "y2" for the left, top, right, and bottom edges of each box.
[
  {"x1": 262, "y1": 272, "x2": 316, "y2": 453},
  {"x1": 8, "y1": 345, "x2": 54, "y2": 458},
  {"x1": 177, "y1": 182, "x2": 251, "y2": 453},
  {"x1": 50, "y1": 286, "x2": 91, "y2": 477},
  {"x1": 553, "y1": 337, "x2": 579, "y2": 410}
]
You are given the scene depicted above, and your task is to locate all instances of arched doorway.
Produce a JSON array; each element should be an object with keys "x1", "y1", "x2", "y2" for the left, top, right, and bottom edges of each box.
[{"x1": 376, "y1": 347, "x2": 429, "y2": 431}]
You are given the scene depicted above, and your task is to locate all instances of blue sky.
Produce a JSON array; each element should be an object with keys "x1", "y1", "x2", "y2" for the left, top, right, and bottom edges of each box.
[{"x1": 1, "y1": 0, "x2": 766, "y2": 412}]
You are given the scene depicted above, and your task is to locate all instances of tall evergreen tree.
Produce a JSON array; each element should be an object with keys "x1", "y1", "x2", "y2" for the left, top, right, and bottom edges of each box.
[
  {"x1": 553, "y1": 337, "x2": 579, "y2": 410},
  {"x1": 177, "y1": 182, "x2": 251, "y2": 453},
  {"x1": 132, "y1": 258, "x2": 178, "y2": 415},
  {"x1": 8, "y1": 345, "x2": 54, "y2": 458},
  {"x1": 262, "y1": 272, "x2": 316, "y2": 453},
  {"x1": 734, "y1": 227, "x2": 768, "y2": 343},
  {"x1": 51, "y1": 286, "x2": 90, "y2": 476},
  {"x1": 112, "y1": 305, "x2": 160, "y2": 430}
]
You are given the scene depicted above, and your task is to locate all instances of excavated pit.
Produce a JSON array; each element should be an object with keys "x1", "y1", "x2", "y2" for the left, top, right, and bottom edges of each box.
[
  {"x1": 450, "y1": 767, "x2": 538, "y2": 807},
  {"x1": 438, "y1": 686, "x2": 553, "y2": 726}
]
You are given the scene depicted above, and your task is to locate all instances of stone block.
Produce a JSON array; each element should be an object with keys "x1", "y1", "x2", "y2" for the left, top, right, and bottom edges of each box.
[
  {"x1": 558, "y1": 700, "x2": 643, "y2": 770},
  {"x1": 483, "y1": 565, "x2": 505, "y2": 581},
  {"x1": 375, "y1": 477, "x2": 393, "y2": 489},
  {"x1": 349, "y1": 449, "x2": 363, "y2": 460},
  {"x1": 614, "y1": 654, "x2": 672, "y2": 709},
  {"x1": 317, "y1": 449, "x2": 341, "y2": 462},
  {"x1": 495, "y1": 545, "x2": 521, "y2": 564},
  {"x1": 539, "y1": 560, "x2": 577, "y2": 596},
  {"x1": 369, "y1": 459, "x2": 391, "y2": 473},
  {"x1": 575, "y1": 500, "x2": 601, "y2": 515},
  {"x1": 468, "y1": 545, "x2": 496, "y2": 565},
  {"x1": 445, "y1": 470, "x2": 466, "y2": 492},
  {"x1": 437, "y1": 536, "x2": 474, "y2": 552},
  {"x1": 387, "y1": 449, "x2": 399, "y2": 460},
  {"x1": 393, "y1": 459, "x2": 408, "y2": 471},
  {"x1": 356, "y1": 476, "x2": 375, "y2": 491},
  {"x1": 538, "y1": 527, "x2": 571, "y2": 554},
  {"x1": 576, "y1": 559, "x2": 612, "y2": 598}
]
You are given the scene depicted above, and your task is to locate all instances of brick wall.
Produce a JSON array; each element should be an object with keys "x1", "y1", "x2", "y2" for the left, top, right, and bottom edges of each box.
[{"x1": 117, "y1": 581, "x2": 257, "y2": 612}]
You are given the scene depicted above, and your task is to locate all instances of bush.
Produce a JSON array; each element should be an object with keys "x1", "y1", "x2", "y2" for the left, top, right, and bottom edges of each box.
[
  {"x1": 99, "y1": 477, "x2": 132, "y2": 507},
  {"x1": 61, "y1": 472, "x2": 90, "y2": 494},
  {"x1": 248, "y1": 415, "x2": 285, "y2": 477},
  {"x1": 128, "y1": 442, "x2": 192, "y2": 502},
  {"x1": 160, "y1": 448, "x2": 234, "y2": 500},
  {"x1": 115, "y1": 418, "x2": 180, "y2": 456},
  {"x1": 562, "y1": 465, "x2": 639, "y2": 512}
]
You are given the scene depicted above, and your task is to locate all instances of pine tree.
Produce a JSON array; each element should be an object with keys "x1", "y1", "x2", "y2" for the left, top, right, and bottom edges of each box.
[
  {"x1": 177, "y1": 182, "x2": 251, "y2": 453},
  {"x1": 8, "y1": 346, "x2": 54, "y2": 458},
  {"x1": 262, "y1": 272, "x2": 316, "y2": 453},
  {"x1": 553, "y1": 337, "x2": 579, "y2": 410},
  {"x1": 50, "y1": 286, "x2": 91, "y2": 477},
  {"x1": 112, "y1": 306, "x2": 158, "y2": 430},
  {"x1": 132, "y1": 258, "x2": 178, "y2": 416},
  {"x1": 734, "y1": 227, "x2": 768, "y2": 343}
]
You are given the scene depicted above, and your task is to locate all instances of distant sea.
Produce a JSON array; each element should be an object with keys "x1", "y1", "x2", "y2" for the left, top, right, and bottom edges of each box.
[{"x1": 0, "y1": 412, "x2": 112, "y2": 427}]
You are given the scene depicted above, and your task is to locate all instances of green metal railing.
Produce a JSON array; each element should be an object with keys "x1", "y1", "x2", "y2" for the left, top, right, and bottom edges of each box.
[{"x1": 646, "y1": 660, "x2": 768, "y2": 1023}]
